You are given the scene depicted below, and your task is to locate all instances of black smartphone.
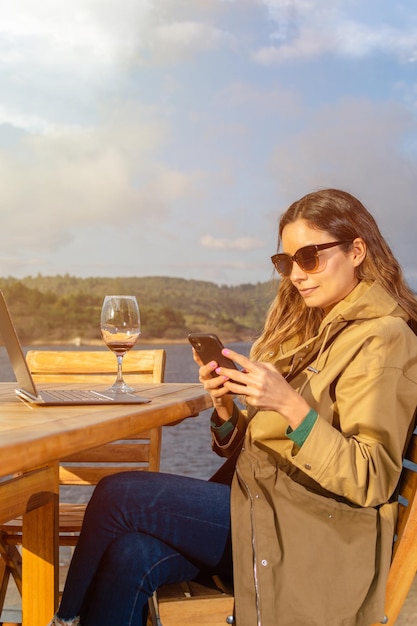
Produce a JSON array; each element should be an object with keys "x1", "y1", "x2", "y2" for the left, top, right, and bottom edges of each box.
[{"x1": 187, "y1": 333, "x2": 239, "y2": 378}]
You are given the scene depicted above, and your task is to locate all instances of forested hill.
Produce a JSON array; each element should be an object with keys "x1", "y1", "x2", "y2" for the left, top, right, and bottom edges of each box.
[{"x1": 0, "y1": 275, "x2": 279, "y2": 344}]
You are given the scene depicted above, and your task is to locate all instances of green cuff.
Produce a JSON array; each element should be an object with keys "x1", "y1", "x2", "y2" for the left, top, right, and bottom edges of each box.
[
  {"x1": 210, "y1": 404, "x2": 239, "y2": 443},
  {"x1": 286, "y1": 408, "x2": 318, "y2": 447},
  {"x1": 210, "y1": 418, "x2": 235, "y2": 439}
]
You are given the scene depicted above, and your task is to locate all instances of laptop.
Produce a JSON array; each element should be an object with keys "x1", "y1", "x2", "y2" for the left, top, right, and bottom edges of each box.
[{"x1": 0, "y1": 290, "x2": 151, "y2": 405}]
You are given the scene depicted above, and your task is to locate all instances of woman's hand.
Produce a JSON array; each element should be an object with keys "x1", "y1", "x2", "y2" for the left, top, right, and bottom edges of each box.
[
  {"x1": 192, "y1": 349, "x2": 234, "y2": 421},
  {"x1": 215, "y1": 348, "x2": 311, "y2": 430}
]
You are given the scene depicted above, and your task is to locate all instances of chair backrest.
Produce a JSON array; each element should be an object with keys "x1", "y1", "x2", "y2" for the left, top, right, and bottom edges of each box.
[
  {"x1": 26, "y1": 349, "x2": 166, "y2": 483},
  {"x1": 395, "y1": 424, "x2": 417, "y2": 551},
  {"x1": 26, "y1": 348, "x2": 165, "y2": 385},
  {"x1": 372, "y1": 421, "x2": 417, "y2": 625}
]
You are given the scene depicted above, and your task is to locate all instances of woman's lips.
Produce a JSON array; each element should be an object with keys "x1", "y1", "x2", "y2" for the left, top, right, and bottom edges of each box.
[{"x1": 299, "y1": 287, "x2": 317, "y2": 297}]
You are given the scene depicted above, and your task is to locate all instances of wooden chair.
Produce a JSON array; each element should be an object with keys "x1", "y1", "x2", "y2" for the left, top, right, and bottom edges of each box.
[
  {"x1": 149, "y1": 423, "x2": 417, "y2": 626},
  {"x1": 371, "y1": 422, "x2": 417, "y2": 625},
  {"x1": 0, "y1": 348, "x2": 166, "y2": 623},
  {"x1": 148, "y1": 575, "x2": 234, "y2": 626}
]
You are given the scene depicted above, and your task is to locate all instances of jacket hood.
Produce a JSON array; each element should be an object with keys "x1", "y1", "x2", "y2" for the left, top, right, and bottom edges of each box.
[
  {"x1": 279, "y1": 281, "x2": 410, "y2": 374},
  {"x1": 322, "y1": 280, "x2": 409, "y2": 328}
]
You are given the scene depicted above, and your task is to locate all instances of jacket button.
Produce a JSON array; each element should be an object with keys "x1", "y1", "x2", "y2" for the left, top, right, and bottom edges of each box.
[
  {"x1": 304, "y1": 463, "x2": 312, "y2": 470},
  {"x1": 261, "y1": 559, "x2": 268, "y2": 566}
]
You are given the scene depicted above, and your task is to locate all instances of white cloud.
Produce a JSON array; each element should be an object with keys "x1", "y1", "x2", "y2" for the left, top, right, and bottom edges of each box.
[
  {"x1": 0, "y1": 1, "x2": 152, "y2": 131},
  {"x1": 255, "y1": 0, "x2": 417, "y2": 63},
  {"x1": 0, "y1": 0, "x2": 239, "y2": 132},
  {"x1": 0, "y1": 0, "x2": 149, "y2": 65},
  {"x1": 200, "y1": 235, "x2": 264, "y2": 250},
  {"x1": 0, "y1": 101, "x2": 201, "y2": 258}
]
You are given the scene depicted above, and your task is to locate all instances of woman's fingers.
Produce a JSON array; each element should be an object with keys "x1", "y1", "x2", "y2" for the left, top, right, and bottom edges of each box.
[{"x1": 221, "y1": 348, "x2": 251, "y2": 370}]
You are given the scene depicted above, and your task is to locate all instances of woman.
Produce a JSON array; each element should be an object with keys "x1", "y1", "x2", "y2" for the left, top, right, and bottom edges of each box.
[{"x1": 49, "y1": 189, "x2": 417, "y2": 626}]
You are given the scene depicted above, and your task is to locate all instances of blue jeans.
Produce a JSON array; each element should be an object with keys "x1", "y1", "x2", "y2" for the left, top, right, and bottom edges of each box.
[{"x1": 57, "y1": 471, "x2": 232, "y2": 626}]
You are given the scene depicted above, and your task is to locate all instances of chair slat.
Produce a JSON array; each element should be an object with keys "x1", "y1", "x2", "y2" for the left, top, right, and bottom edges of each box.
[
  {"x1": 61, "y1": 441, "x2": 152, "y2": 464},
  {"x1": 406, "y1": 433, "x2": 417, "y2": 464},
  {"x1": 60, "y1": 463, "x2": 150, "y2": 483},
  {"x1": 27, "y1": 349, "x2": 166, "y2": 385}
]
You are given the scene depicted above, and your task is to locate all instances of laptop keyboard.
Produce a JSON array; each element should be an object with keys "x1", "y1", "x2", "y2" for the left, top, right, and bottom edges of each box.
[{"x1": 42, "y1": 389, "x2": 104, "y2": 401}]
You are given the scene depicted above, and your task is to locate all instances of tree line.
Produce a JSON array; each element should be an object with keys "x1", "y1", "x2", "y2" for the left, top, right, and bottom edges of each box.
[{"x1": 0, "y1": 275, "x2": 279, "y2": 344}]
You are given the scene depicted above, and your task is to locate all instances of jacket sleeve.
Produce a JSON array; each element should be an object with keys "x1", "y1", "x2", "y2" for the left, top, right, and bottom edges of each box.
[
  {"x1": 211, "y1": 403, "x2": 249, "y2": 459},
  {"x1": 257, "y1": 321, "x2": 417, "y2": 508}
]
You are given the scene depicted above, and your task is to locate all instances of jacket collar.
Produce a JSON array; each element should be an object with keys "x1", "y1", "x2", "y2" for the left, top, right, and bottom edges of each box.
[
  {"x1": 319, "y1": 280, "x2": 406, "y2": 329},
  {"x1": 280, "y1": 281, "x2": 409, "y2": 363}
]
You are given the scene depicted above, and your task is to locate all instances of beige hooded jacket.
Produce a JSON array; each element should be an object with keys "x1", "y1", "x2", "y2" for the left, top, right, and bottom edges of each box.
[{"x1": 212, "y1": 281, "x2": 417, "y2": 626}]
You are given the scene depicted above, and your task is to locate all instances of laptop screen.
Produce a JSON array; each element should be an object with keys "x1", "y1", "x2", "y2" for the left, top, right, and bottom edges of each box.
[{"x1": 0, "y1": 291, "x2": 40, "y2": 398}]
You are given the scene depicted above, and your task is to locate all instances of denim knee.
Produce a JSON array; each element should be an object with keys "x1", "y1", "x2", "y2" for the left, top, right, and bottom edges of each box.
[{"x1": 98, "y1": 531, "x2": 199, "y2": 595}]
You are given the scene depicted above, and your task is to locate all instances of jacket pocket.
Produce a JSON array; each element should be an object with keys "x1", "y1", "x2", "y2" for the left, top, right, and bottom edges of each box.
[{"x1": 270, "y1": 470, "x2": 381, "y2": 625}]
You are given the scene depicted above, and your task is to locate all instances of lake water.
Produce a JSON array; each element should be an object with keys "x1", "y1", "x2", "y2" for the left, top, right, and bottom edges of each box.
[{"x1": 0, "y1": 341, "x2": 251, "y2": 480}]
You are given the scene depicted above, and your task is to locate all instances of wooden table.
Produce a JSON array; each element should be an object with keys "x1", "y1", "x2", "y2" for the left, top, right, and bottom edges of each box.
[{"x1": 0, "y1": 381, "x2": 212, "y2": 626}]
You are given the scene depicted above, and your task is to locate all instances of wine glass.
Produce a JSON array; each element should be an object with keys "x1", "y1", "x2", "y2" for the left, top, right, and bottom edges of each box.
[{"x1": 100, "y1": 295, "x2": 141, "y2": 393}]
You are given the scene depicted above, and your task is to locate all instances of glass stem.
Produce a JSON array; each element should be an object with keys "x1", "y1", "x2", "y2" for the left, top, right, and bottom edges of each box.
[{"x1": 116, "y1": 355, "x2": 125, "y2": 384}]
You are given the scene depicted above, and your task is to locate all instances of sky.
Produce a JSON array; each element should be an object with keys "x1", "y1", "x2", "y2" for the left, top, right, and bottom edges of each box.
[{"x1": 0, "y1": 0, "x2": 416, "y2": 288}]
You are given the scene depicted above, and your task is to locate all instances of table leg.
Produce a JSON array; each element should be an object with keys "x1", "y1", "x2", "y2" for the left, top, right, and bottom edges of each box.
[
  {"x1": 0, "y1": 464, "x2": 59, "y2": 626},
  {"x1": 22, "y1": 491, "x2": 58, "y2": 625}
]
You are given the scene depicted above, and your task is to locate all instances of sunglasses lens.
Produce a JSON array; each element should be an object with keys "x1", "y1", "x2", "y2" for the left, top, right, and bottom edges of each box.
[
  {"x1": 273, "y1": 254, "x2": 293, "y2": 277},
  {"x1": 296, "y1": 247, "x2": 318, "y2": 272}
]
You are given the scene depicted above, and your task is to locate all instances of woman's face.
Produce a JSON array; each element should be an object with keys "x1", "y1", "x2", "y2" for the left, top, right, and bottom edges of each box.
[{"x1": 281, "y1": 219, "x2": 365, "y2": 313}]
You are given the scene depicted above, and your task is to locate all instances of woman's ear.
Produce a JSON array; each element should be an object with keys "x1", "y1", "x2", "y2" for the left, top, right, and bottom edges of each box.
[{"x1": 351, "y1": 237, "x2": 367, "y2": 267}]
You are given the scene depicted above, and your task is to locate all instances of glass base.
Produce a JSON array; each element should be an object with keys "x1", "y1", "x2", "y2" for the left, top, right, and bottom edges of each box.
[{"x1": 105, "y1": 381, "x2": 136, "y2": 394}]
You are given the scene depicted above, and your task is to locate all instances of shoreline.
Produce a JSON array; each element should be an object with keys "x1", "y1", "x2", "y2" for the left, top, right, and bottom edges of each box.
[
  {"x1": 27, "y1": 338, "x2": 190, "y2": 346},
  {"x1": 26, "y1": 336, "x2": 253, "y2": 347}
]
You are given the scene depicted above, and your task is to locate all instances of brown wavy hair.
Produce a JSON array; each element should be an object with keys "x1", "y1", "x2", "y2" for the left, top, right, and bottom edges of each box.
[{"x1": 251, "y1": 188, "x2": 417, "y2": 361}]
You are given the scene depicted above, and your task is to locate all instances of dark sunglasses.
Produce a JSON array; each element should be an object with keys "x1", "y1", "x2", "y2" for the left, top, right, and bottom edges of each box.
[{"x1": 271, "y1": 241, "x2": 352, "y2": 277}]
